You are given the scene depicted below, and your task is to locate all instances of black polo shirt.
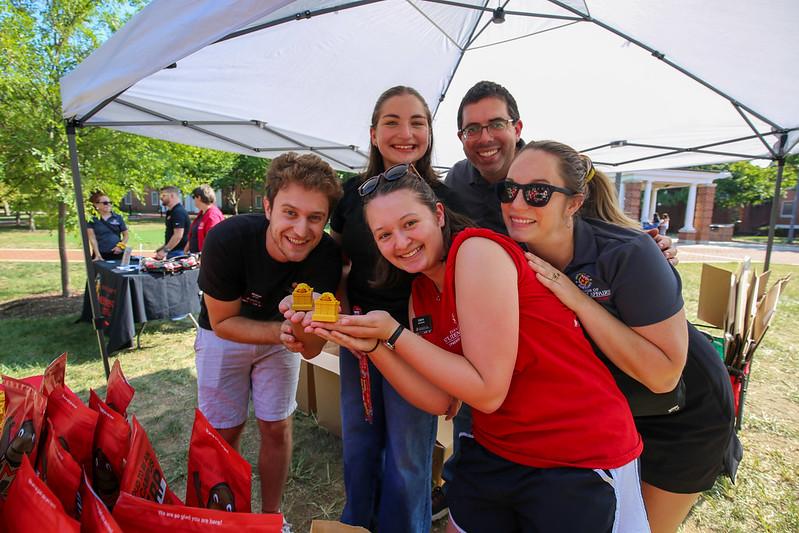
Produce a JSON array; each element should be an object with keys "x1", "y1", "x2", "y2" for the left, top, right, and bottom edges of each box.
[
  {"x1": 88, "y1": 212, "x2": 127, "y2": 254},
  {"x1": 197, "y1": 214, "x2": 342, "y2": 330},
  {"x1": 165, "y1": 203, "x2": 190, "y2": 250},
  {"x1": 444, "y1": 159, "x2": 506, "y2": 234},
  {"x1": 566, "y1": 217, "x2": 683, "y2": 327},
  {"x1": 330, "y1": 177, "x2": 466, "y2": 327}
]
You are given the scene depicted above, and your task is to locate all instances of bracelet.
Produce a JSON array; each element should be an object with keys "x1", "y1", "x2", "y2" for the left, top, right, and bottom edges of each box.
[
  {"x1": 363, "y1": 339, "x2": 381, "y2": 353},
  {"x1": 383, "y1": 324, "x2": 405, "y2": 350}
]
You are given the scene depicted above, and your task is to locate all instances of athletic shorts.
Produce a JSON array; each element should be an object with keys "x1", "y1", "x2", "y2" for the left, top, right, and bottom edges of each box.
[
  {"x1": 195, "y1": 327, "x2": 300, "y2": 428},
  {"x1": 448, "y1": 437, "x2": 649, "y2": 533}
]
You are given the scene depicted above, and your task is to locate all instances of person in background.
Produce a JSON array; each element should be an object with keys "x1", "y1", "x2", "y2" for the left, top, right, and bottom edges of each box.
[
  {"x1": 155, "y1": 185, "x2": 189, "y2": 259},
  {"x1": 185, "y1": 184, "x2": 225, "y2": 254},
  {"x1": 659, "y1": 213, "x2": 670, "y2": 235},
  {"x1": 87, "y1": 191, "x2": 128, "y2": 261}
]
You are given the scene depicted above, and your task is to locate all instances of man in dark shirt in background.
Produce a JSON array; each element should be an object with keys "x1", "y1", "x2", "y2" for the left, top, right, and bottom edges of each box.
[
  {"x1": 196, "y1": 152, "x2": 342, "y2": 520},
  {"x1": 155, "y1": 185, "x2": 189, "y2": 259}
]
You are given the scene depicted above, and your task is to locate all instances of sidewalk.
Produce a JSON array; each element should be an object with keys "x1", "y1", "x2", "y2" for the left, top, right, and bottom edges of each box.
[
  {"x1": 2, "y1": 242, "x2": 799, "y2": 265},
  {"x1": 676, "y1": 242, "x2": 799, "y2": 265},
  {"x1": 0, "y1": 248, "x2": 87, "y2": 262}
]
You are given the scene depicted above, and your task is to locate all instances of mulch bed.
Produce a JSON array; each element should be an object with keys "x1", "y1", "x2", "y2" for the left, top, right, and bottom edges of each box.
[{"x1": 0, "y1": 293, "x2": 83, "y2": 319}]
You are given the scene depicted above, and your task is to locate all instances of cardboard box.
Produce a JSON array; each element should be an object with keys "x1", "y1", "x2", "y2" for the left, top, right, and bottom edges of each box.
[
  {"x1": 310, "y1": 520, "x2": 369, "y2": 532},
  {"x1": 308, "y1": 351, "x2": 342, "y2": 437},
  {"x1": 431, "y1": 414, "x2": 454, "y2": 486},
  {"x1": 697, "y1": 263, "x2": 736, "y2": 329},
  {"x1": 698, "y1": 261, "x2": 790, "y2": 369},
  {"x1": 296, "y1": 358, "x2": 316, "y2": 415},
  {"x1": 296, "y1": 343, "x2": 339, "y2": 415}
]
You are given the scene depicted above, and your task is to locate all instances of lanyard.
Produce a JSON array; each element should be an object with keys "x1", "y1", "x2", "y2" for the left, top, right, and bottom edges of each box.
[{"x1": 352, "y1": 305, "x2": 373, "y2": 424}]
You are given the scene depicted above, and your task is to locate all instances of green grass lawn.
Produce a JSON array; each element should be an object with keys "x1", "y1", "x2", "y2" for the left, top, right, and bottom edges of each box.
[
  {"x1": 0, "y1": 219, "x2": 167, "y2": 250},
  {"x1": 0, "y1": 262, "x2": 87, "y2": 302},
  {"x1": 0, "y1": 260, "x2": 797, "y2": 532},
  {"x1": 732, "y1": 235, "x2": 799, "y2": 246}
]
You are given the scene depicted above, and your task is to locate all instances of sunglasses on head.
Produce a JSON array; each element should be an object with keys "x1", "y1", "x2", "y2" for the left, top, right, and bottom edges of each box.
[
  {"x1": 496, "y1": 179, "x2": 575, "y2": 207},
  {"x1": 358, "y1": 163, "x2": 422, "y2": 197},
  {"x1": 95, "y1": 201, "x2": 112, "y2": 205}
]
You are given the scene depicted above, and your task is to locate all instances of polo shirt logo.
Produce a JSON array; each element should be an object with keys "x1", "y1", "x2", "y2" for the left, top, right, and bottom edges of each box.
[{"x1": 575, "y1": 272, "x2": 592, "y2": 289}]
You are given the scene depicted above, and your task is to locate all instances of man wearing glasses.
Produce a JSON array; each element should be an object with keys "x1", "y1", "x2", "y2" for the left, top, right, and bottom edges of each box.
[{"x1": 444, "y1": 81, "x2": 525, "y2": 234}]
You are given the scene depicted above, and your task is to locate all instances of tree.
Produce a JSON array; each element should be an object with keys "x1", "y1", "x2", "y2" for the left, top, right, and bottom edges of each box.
[
  {"x1": 213, "y1": 155, "x2": 270, "y2": 215},
  {"x1": 0, "y1": 0, "x2": 149, "y2": 296},
  {"x1": 0, "y1": 0, "x2": 236, "y2": 296},
  {"x1": 713, "y1": 155, "x2": 799, "y2": 209}
]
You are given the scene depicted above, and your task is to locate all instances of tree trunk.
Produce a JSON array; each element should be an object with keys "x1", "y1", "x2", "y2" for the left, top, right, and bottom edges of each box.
[
  {"x1": 58, "y1": 201, "x2": 70, "y2": 297},
  {"x1": 15, "y1": 211, "x2": 21, "y2": 226},
  {"x1": 27, "y1": 211, "x2": 36, "y2": 231}
]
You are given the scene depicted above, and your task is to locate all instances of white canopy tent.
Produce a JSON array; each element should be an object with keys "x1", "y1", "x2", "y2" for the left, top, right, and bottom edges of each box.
[{"x1": 60, "y1": 0, "x2": 799, "y2": 372}]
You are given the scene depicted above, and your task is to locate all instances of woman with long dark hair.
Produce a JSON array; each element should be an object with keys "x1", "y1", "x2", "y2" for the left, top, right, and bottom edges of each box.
[{"x1": 284, "y1": 86, "x2": 464, "y2": 533}]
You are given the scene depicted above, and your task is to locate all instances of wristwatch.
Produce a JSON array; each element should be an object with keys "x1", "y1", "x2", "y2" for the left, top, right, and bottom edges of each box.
[{"x1": 384, "y1": 324, "x2": 405, "y2": 350}]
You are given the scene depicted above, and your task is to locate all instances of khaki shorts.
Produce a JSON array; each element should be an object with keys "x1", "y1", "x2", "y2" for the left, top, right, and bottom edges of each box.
[{"x1": 195, "y1": 327, "x2": 300, "y2": 428}]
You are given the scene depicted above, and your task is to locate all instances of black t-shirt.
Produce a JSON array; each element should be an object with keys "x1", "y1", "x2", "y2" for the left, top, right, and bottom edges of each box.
[
  {"x1": 444, "y1": 158, "x2": 507, "y2": 234},
  {"x1": 330, "y1": 176, "x2": 466, "y2": 327},
  {"x1": 197, "y1": 214, "x2": 342, "y2": 330},
  {"x1": 165, "y1": 203, "x2": 190, "y2": 250},
  {"x1": 88, "y1": 212, "x2": 127, "y2": 253}
]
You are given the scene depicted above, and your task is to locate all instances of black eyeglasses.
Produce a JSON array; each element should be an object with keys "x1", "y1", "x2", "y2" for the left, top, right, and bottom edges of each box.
[
  {"x1": 458, "y1": 118, "x2": 516, "y2": 141},
  {"x1": 496, "y1": 180, "x2": 575, "y2": 207},
  {"x1": 358, "y1": 163, "x2": 422, "y2": 197},
  {"x1": 95, "y1": 201, "x2": 112, "y2": 205}
]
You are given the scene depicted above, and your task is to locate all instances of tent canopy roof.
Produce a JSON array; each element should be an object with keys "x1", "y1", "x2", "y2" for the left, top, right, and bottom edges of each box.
[{"x1": 61, "y1": 0, "x2": 799, "y2": 172}]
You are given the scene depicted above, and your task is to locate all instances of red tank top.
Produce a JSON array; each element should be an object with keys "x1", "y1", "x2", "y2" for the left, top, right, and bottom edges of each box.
[{"x1": 411, "y1": 228, "x2": 642, "y2": 469}]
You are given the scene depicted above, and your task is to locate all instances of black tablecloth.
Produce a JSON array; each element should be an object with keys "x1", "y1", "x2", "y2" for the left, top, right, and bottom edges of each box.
[{"x1": 80, "y1": 261, "x2": 201, "y2": 353}]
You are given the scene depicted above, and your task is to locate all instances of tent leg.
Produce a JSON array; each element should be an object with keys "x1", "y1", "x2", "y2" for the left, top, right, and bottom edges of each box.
[
  {"x1": 765, "y1": 133, "x2": 789, "y2": 271},
  {"x1": 764, "y1": 157, "x2": 786, "y2": 271},
  {"x1": 66, "y1": 120, "x2": 111, "y2": 379},
  {"x1": 787, "y1": 179, "x2": 799, "y2": 243}
]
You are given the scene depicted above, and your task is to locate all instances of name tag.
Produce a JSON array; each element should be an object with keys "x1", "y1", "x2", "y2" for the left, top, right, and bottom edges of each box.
[{"x1": 412, "y1": 315, "x2": 433, "y2": 335}]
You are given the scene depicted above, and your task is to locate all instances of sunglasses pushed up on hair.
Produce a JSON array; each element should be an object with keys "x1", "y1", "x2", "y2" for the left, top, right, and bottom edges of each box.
[
  {"x1": 358, "y1": 163, "x2": 422, "y2": 197},
  {"x1": 496, "y1": 180, "x2": 576, "y2": 207}
]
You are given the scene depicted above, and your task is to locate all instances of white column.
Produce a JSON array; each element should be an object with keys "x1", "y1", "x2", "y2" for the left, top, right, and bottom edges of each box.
[
  {"x1": 681, "y1": 184, "x2": 698, "y2": 232},
  {"x1": 618, "y1": 181, "x2": 626, "y2": 211},
  {"x1": 640, "y1": 180, "x2": 653, "y2": 224},
  {"x1": 649, "y1": 188, "x2": 659, "y2": 218}
]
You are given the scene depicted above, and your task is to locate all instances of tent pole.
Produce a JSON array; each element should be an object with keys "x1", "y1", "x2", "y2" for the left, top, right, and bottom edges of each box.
[
  {"x1": 764, "y1": 157, "x2": 786, "y2": 271},
  {"x1": 787, "y1": 178, "x2": 799, "y2": 243},
  {"x1": 66, "y1": 120, "x2": 112, "y2": 379}
]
